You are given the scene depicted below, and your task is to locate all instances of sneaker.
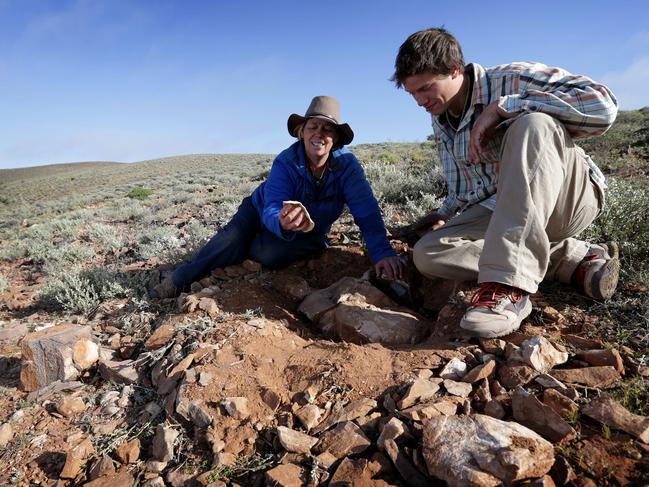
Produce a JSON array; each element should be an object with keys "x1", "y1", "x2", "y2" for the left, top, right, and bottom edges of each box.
[
  {"x1": 573, "y1": 242, "x2": 620, "y2": 300},
  {"x1": 148, "y1": 275, "x2": 179, "y2": 299},
  {"x1": 459, "y1": 283, "x2": 532, "y2": 338}
]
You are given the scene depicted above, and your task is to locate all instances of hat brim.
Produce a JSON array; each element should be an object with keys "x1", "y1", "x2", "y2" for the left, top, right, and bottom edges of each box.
[{"x1": 287, "y1": 114, "x2": 354, "y2": 148}]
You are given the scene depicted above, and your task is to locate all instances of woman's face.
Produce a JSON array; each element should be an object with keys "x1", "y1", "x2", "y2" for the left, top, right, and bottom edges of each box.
[{"x1": 301, "y1": 118, "x2": 338, "y2": 165}]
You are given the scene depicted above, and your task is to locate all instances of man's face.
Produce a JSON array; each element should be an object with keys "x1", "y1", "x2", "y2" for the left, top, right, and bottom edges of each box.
[{"x1": 403, "y1": 69, "x2": 462, "y2": 116}]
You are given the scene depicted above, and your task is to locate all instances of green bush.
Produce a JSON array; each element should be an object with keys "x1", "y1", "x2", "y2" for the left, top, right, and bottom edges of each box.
[{"x1": 127, "y1": 187, "x2": 154, "y2": 200}]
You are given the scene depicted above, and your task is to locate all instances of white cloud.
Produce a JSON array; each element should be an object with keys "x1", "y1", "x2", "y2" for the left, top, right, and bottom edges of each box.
[{"x1": 601, "y1": 56, "x2": 649, "y2": 110}]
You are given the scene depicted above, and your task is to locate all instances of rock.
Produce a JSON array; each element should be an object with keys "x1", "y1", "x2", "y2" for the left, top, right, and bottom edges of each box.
[
  {"x1": 314, "y1": 421, "x2": 371, "y2": 459},
  {"x1": 439, "y1": 357, "x2": 468, "y2": 380},
  {"x1": 483, "y1": 400, "x2": 506, "y2": 419},
  {"x1": 479, "y1": 338, "x2": 506, "y2": 356},
  {"x1": 221, "y1": 397, "x2": 250, "y2": 420},
  {"x1": 576, "y1": 349, "x2": 625, "y2": 374},
  {"x1": 56, "y1": 396, "x2": 87, "y2": 417},
  {"x1": 398, "y1": 378, "x2": 440, "y2": 409},
  {"x1": 422, "y1": 414, "x2": 555, "y2": 485},
  {"x1": 549, "y1": 366, "x2": 621, "y2": 388},
  {"x1": 512, "y1": 387, "x2": 576, "y2": 442},
  {"x1": 542, "y1": 389, "x2": 578, "y2": 419},
  {"x1": 415, "y1": 368, "x2": 433, "y2": 379},
  {"x1": 265, "y1": 463, "x2": 306, "y2": 487},
  {"x1": 563, "y1": 334, "x2": 603, "y2": 349},
  {"x1": 527, "y1": 475, "x2": 557, "y2": 487},
  {"x1": 462, "y1": 360, "x2": 496, "y2": 383},
  {"x1": 320, "y1": 301, "x2": 429, "y2": 345},
  {"x1": 88, "y1": 455, "x2": 116, "y2": 480},
  {"x1": 114, "y1": 438, "x2": 140, "y2": 464},
  {"x1": 19, "y1": 324, "x2": 97, "y2": 391},
  {"x1": 142, "y1": 478, "x2": 166, "y2": 487},
  {"x1": 60, "y1": 437, "x2": 95, "y2": 479},
  {"x1": 99, "y1": 358, "x2": 139, "y2": 384},
  {"x1": 261, "y1": 387, "x2": 282, "y2": 411},
  {"x1": 377, "y1": 417, "x2": 409, "y2": 450},
  {"x1": 383, "y1": 438, "x2": 430, "y2": 487},
  {"x1": 198, "y1": 371, "x2": 213, "y2": 386},
  {"x1": 242, "y1": 259, "x2": 262, "y2": 272},
  {"x1": 276, "y1": 426, "x2": 318, "y2": 454},
  {"x1": 499, "y1": 364, "x2": 539, "y2": 388},
  {"x1": 313, "y1": 398, "x2": 376, "y2": 433},
  {"x1": 0, "y1": 321, "x2": 28, "y2": 342},
  {"x1": 518, "y1": 336, "x2": 568, "y2": 373},
  {"x1": 294, "y1": 404, "x2": 322, "y2": 430},
  {"x1": 534, "y1": 373, "x2": 568, "y2": 390},
  {"x1": 152, "y1": 425, "x2": 179, "y2": 462},
  {"x1": 188, "y1": 400, "x2": 213, "y2": 428},
  {"x1": 582, "y1": 395, "x2": 649, "y2": 443},
  {"x1": 443, "y1": 379, "x2": 473, "y2": 397},
  {"x1": 400, "y1": 400, "x2": 458, "y2": 421},
  {"x1": 298, "y1": 276, "x2": 394, "y2": 321},
  {"x1": 198, "y1": 297, "x2": 220, "y2": 316},
  {"x1": 84, "y1": 470, "x2": 135, "y2": 487},
  {"x1": 330, "y1": 458, "x2": 392, "y2": 486},
  {"x1": 273, "y1": 275, "x2": 312, "y2": 300},
  {"x1": 548, "y1": 455, "x2": 577, "y2": 485},
  {"x1": 72, "y1": 337, "x2": 100, "y2": 369},
  {"x1": 144, "y1": 324, "x2": 176, "y2": 350},
  {"x1": 0, "y1": 423, "x2": 13, "y2": 448}
]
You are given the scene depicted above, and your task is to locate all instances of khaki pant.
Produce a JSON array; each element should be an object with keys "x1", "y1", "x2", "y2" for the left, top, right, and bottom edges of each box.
[{"x1": 414, "y1": 113, "x2": 601, "y2": 294}]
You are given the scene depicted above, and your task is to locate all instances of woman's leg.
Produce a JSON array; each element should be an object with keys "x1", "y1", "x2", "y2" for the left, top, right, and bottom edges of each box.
[
  {"x1": 249, "y1": 230, "x2": 328, "y2": 269},
  {"x1": 172, "y1": 197, "x2": 261, "y2": 288}
]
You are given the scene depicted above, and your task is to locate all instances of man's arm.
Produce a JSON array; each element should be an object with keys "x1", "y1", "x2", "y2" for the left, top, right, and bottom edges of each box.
[{"x1": 470, "y1": 62, "x2": 618, "y2": 163}]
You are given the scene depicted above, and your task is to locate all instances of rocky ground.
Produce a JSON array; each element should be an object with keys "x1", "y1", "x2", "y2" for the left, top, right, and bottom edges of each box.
[{"x1": 0, "y1": 234, "x2": 648, "y2": 487}]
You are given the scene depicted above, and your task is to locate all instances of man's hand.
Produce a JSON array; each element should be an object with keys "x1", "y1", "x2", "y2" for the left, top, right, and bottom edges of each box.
[
  {"x1": 416, "y1": 210, "x2": 447, "y2": 232},
  {"x1": 468, "y1": 102, "x2": 503, "y2": 164},
  {"x1": 280, "y1": 205, "x2": 312, "y2": 232},
  {"x1": 375, "y1": 255, "x2": 407, "y2": 281}
]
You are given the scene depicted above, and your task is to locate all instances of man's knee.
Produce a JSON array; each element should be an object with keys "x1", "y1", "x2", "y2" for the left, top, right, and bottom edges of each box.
[
  {"x1": 507, "y1": 112, "x2": 560, "y2": 139},
  {"x1": 413, "y1": 232, "x2": 445, "y2": 277}
]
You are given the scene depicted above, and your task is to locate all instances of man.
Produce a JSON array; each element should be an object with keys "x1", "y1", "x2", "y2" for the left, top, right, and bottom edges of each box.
[{"x1": 392, "y1": 27, "x2": 620, "y2": 338}]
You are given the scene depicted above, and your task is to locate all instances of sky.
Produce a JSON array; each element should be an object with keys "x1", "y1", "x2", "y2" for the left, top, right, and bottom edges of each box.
[{"x1": 1, "y1": 0, "x2": 648, "y2": 169}]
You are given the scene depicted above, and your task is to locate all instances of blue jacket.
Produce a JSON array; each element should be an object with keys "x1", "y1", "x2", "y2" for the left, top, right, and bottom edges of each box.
[{"x1": 251, "y1": 141, "x2": 395, "y2": 263}]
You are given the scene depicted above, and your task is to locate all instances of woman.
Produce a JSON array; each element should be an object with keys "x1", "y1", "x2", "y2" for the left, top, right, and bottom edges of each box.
[{"x1": 150, "y1": 96, "x2": 405, "y2": 299}]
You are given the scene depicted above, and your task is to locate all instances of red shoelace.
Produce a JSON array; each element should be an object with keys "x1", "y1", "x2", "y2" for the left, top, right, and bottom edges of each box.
[{"x1": 470, "y1": 283, "x2": 525, "y2": 308}]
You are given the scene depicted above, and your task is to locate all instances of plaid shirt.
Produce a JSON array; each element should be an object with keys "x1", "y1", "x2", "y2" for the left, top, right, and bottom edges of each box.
[{"x1": 432, "y1": 62, "x2": 618, "y2": 218}]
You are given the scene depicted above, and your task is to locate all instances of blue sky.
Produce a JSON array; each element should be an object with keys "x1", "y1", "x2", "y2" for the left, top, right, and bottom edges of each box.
[{"x1": 1, "y1": 0, "x2": 648, "y2": 169}]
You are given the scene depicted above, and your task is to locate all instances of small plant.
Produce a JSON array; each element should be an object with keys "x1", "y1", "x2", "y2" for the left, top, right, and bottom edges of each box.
[
  {"x1": 615, "y1": 378, "x2": 648, "y2": 416},
  {"x1": 564, "y1": 408, "x2": 581, "y2": 425},
  {"x1": 127, "y1": 187, "x2": 154, "y2": 200},
  {"x1": 601, "y1": 423, "x2": 613, "y2": 440}
]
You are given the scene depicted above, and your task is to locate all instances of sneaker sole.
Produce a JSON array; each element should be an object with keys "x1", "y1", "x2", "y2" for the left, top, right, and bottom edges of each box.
[
  {"x1": 460, "y1": 298, "x2": 533, "y2": 338},
  {"x1": 590, "y1": 254, "x2": 620, "y2": 300}
]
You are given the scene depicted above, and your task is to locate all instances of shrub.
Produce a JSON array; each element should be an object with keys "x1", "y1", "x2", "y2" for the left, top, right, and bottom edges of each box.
[
  {"x1": 581, "y1": 177, "x2": 649, "y2": 285},
  {"x1": 0, "y1": 273, "x2": 8, "y2": 293},
  {"x1": 87, "y1": 223, "x2": 125, "y2": 251},
  {"x1": 137, "y1": 226, "x2": 184, "y2": 262},
  {"x1": 127, "y1": 187, "x2": 154, "y2": 200},
  {"x1": 0, "y1": 241, "x2": 26, "y2": 261},
  {"x1": 40, "y1": 266, "x2": 145, "y2": 313}
]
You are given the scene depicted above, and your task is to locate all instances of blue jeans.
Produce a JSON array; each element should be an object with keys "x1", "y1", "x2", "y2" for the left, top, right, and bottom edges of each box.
[{"x1": 172, "y1": 196, "x2": 328, "y2": 289}]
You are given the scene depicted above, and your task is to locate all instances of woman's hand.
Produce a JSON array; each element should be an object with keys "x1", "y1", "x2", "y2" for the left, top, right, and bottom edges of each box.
[
  {"x1": 280, "y1": 204, "x2": 312, "y2": 232},
  {"x1": 375, "y1": 255, "x2": 407, "y2": 281}
]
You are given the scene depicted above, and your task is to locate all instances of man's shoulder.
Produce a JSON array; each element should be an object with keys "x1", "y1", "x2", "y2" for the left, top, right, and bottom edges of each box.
[{"x1": 484, "y1": 61, "x2": 567, "y2": 78}]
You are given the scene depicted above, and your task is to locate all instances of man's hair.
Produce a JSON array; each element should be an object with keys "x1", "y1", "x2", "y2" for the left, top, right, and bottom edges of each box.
[{"x1": 391, "y1": 27, "x2": 465, "y2": 88}]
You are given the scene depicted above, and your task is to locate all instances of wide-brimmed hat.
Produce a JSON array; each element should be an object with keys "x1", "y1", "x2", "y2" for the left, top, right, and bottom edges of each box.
[{"x1": 287, "y1": 96, "x2": 354, "y2": 147}]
